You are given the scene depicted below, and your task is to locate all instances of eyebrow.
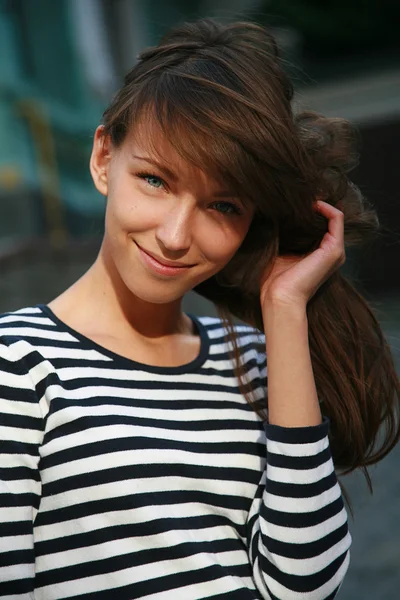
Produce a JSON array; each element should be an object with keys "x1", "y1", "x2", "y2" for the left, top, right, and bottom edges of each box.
[
  {"x1": 131, "y1": 154, "x2": 241, "y2": 201},
  {"x1": 131, "y1": 155, "x2": 178, "y2": 182}
]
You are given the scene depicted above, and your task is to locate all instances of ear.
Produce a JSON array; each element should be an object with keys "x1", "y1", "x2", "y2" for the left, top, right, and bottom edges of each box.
[{"x1": 90, "y1": 125, "x2": 112, "y2": 197}]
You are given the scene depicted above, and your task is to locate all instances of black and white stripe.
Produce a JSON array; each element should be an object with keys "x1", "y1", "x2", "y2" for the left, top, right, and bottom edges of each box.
[{"x1": 0, "y1": 305, "x2": 350, "y2": 599}]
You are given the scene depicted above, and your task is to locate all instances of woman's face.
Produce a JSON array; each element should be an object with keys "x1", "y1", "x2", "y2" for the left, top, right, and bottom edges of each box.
[{"x1": 90, "y1": 122, "x2": 254, "y2": 305}]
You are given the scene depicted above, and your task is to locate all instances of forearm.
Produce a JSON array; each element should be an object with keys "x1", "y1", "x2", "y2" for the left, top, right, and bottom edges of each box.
[
  {"x1": 248, "y1": 419, "x2": 351, "y2": 599},
  {"x1": 263, "y1": 301, "x2": 322, "y2": 427}
]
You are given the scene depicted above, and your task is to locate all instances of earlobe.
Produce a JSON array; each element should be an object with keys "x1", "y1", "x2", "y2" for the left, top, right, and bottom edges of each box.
[{"x1": 90, "y1": 125, "x2": 111, "y2": 197}]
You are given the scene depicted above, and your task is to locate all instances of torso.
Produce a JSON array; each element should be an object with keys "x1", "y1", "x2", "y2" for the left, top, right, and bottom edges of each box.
[{"x1": 0, "y1": 305, "x2": 267, "y2": 598}]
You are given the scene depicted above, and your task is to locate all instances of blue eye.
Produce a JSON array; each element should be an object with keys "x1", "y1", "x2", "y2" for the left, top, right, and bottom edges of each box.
[
  {"x1": 138, "y1": 173, "x2": 164, "y2": 189},
  {"x1": 212, "y1": 201, "x2": 242, "y2": 216}
]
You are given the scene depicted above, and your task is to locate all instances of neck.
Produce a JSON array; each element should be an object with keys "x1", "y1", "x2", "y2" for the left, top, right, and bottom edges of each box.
[{"x1": 52, "y1": 246, "x2": 192, "y2": 341}]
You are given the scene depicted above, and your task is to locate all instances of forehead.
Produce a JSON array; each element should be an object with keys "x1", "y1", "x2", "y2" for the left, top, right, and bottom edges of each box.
[
  {"x1": 120, "y1": 114, "x2": 230, "y2": 189},
  {"x1": 125, "y1": 119, "x2": 186, "y2": 166}
]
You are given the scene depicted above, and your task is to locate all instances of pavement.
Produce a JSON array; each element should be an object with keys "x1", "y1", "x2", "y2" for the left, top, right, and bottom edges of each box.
[
  {"x1": 338, "y1": 446, "x2": 400, "y2": 600},
  {"x1": 338, "y1": 296, "x2": 400, "y2": 600},
  {"x1": 341, "y1": 442, "x2": 400, "y2": 600}
]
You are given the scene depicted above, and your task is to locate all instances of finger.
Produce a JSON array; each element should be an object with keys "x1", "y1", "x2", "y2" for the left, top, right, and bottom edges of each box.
[
  {"x1": 314, "y1": 200, "x2": 345, "y2": 254},
  {"x1": 313, "y1": 199, "x2": 344, "y2": 222}
]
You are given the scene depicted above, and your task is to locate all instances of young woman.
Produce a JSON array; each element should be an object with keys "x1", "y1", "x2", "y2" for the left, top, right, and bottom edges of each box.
[{"x1": 1, "y1": 19, "x2": 399, "y2": 600}]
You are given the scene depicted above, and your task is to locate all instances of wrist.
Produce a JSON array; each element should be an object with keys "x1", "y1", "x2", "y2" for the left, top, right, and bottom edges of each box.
[{"x1": 262, "y1": 298, "x2": 307, "y2": 324}]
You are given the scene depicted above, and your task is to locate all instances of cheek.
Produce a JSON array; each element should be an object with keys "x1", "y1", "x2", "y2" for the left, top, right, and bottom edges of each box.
[
  {"x1": 199, "y1": 223, "x2": 249, "y2": 268},
  {"x1": 106, "y1": 187, "x2": 155, "y2": 236}
]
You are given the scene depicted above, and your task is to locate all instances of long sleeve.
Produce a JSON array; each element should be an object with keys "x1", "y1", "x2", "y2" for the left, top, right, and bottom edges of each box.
[
  {"x1": 0, "y1": 340, "x2": 44, "y2": 598},
  {"x1": 247, "y1": 419, "x2": 351, "y2": 600}
]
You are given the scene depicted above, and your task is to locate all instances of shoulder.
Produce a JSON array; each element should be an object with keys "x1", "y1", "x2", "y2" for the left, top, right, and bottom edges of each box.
[
  {"x1": 0, "y1": 305, "x2": 62, "y2": 371},
  {"x1": 0, "y1": 305, "x2": 55, "y2": 346},
  {"x1": 196, "y1": 315, "x2": 266, "y2": 368},
  {"x1": 0, "y1": 305, "x2": 52, "y2": 331},
  {"x1": 0, "y1": 304, "x2": 69, "y2": 339},
  {"x1": 0, "y1": 308, "x2": 48, "y2": 432},
  {"x1": 0, "y1": 308, "x2": 43, "y2": 400},
  {"x1": 196, "y1": 314, "x2": 264, "y2": 343}
]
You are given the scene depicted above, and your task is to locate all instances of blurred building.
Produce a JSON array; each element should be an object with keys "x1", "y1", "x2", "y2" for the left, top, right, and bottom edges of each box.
[
  {"x1": 0, "y1": 0, "x2": 106, "y2": 244},
  {"x1": 0, "y1": 0, "x2": 260, "y2": 247}
]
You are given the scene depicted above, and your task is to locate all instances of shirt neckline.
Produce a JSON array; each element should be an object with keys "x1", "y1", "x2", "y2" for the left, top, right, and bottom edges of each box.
[{"x1": 36, "y1": 304, "x2": 210, "y2": 375}]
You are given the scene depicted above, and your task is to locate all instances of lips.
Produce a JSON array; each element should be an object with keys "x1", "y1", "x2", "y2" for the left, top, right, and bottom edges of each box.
[
  {"x1": 136, "y1": 243, "x2": 193, "y2": 268},
  {"x1": 135, "y1": 242, "x2": 196, "y2": 277}
]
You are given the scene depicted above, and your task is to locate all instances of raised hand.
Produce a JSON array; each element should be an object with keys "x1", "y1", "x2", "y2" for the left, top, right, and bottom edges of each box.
[{"x1": 260, "y1": 201, "x2": 346, "y2": 312}]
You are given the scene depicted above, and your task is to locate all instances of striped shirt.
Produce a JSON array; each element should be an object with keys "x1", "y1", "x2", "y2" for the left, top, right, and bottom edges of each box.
[{"x1": 0, "y1": 305, "x2": 350, "y2": 599}]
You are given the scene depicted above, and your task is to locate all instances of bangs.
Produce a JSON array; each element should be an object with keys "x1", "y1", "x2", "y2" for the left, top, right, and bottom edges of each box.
[
  {"x1": 104, "y1": 53, "x2": 308, "y2": 223},
  {"x1": 128, "y1": 69, "x2": 274, "y2": 211},
  {"x1": 103, "y1": 39, "x2": 313, "y2": 227}
]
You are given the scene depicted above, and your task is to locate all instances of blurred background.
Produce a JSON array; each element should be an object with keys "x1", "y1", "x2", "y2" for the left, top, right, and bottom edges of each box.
[{"x1": 0, "y1": 1, "x2": 399, "y2": 597}]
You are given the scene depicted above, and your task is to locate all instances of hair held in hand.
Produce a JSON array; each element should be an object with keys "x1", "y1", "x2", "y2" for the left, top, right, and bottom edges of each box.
[{"x1": 102, "y1": 19, "x2": 400, "y2": 486}]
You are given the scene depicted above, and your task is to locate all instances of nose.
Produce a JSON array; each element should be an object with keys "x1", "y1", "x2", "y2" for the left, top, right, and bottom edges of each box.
[{"x1": 155, "y1": 200, "x2": 194, "y2": 255}]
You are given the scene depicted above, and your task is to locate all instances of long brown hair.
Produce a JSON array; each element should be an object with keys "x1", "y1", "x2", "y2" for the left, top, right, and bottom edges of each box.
[{"x1": 101, "y1": 18, "x2": 400, "y2": 486}]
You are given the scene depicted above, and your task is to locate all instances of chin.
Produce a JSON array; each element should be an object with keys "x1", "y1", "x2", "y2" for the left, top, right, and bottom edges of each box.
[
  {"x1": 121, "y1": 269, "x2": 217, "y2": 306},
  {"x1": 132, "y1": 289, "x2": 186, "y2": 305},
  {"x1": 121, "y1": 276, "x2": 192, "y2": 306}
]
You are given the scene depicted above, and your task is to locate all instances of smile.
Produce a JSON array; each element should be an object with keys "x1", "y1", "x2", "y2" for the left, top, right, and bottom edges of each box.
[{"x1": 135, "y1": 243, "x2": 195, "y2": 277}]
